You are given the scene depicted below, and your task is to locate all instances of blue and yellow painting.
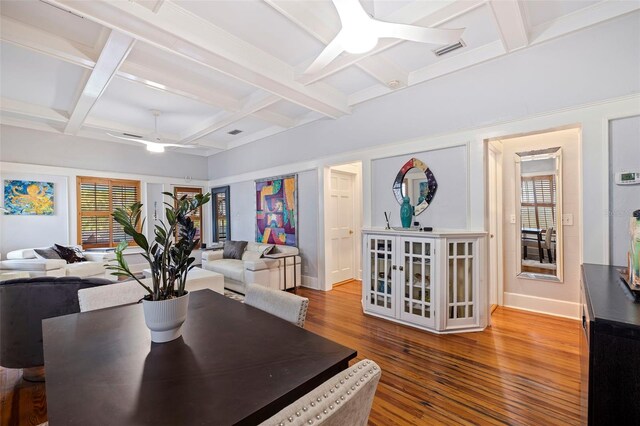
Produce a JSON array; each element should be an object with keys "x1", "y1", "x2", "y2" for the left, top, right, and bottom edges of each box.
[{"x1": 3, "y1": 180, "x2": 54, "y2": 215}]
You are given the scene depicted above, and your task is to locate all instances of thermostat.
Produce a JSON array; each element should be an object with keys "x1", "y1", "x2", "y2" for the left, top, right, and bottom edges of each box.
[{"x1": 615, "y1": 171, "x2": 640, "y2": 185}]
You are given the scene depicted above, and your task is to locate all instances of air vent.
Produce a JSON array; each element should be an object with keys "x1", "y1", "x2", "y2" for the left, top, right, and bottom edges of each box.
[
  {"x1": 228, "y1": 129, "x2": 243, "y2": 135},
  {"x1": 433, "y1": 40, "x2": 466, "y2": 57},
  {"x1": 123, "y1": 133, "x2": 143, "y2": 138}
]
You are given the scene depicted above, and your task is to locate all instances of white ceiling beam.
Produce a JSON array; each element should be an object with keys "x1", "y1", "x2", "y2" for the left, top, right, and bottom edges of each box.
[
  {"x1": 64, "y1": 30, "x2": 135, "y2": 134},
  {"x1": 181, "y1": 93, "x2": 280, "y2": 144},
  {"x1": 0, "y1": 16, "x2": 97, "y2": 68},
  {"x1": 252, "y1": 109, "x2": 297, "y2": 129},
  {"x1": 0, "y1": 97, "x2": 68, "y2": 124},
  {"x1": 263, "y1": 0, "x2": 408, "y2": 88},
  {"x1": 488, "y1": 0, "x2": 529, "y2": 52},
  {"x1": 116, "y1": 62, "x2": 241, "y2": 112},
  {"x1": 0, "y1": 18, "x2": 295, "y2": 128},
  {"x1": 528, "y1": 0, "x2": 640, "y2": 46},
  {"x1": 48, "y1": 0, "x2": 350, "y2": 119},
  {"x1": 297, "y1": 0, "x2": 485, "y2": 85}
]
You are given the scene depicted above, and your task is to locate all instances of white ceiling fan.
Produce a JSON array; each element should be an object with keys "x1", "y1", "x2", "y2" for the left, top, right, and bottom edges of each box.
[
  {"x1": 303, "y1": 0, "x2": 465, "y2": 75},
  {"x1": 107, "y1": 110, "x2": 196, "y2": 153}
]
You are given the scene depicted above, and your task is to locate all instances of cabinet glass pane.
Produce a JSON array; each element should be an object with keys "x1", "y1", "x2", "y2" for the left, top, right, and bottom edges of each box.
[
  {"x1": 468, "y1": 257, "x2": 473, "y2": 302},
  {"x1": 457, "y1": 242, "x2": 466, "y2": 255},
  {"x1": 412, "y1": 242, "x2": 422, "y2": 255},
  {"x1": 457, "y1": 258, "x2": 465, "y2": 303}
]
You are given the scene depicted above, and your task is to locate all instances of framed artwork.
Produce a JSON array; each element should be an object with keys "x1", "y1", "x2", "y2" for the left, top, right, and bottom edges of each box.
[
  {"x1": 256, "y1": 174, "x2": 297, "y2": 246},
  {"x1": 3, "y1": 180, "x2": 55, "y2": 215}
]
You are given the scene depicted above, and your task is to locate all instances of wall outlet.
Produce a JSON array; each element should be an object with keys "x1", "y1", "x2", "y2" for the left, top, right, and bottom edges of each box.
[
  {"x1": 562, "y1": 213, "x2": 574, "y2": 226},
  {"x1": 510, "y1": 214, "x2": 516, "y2": 224}
]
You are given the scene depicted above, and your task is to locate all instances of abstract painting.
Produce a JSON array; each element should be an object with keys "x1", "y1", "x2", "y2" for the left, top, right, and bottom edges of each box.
[
  {"x1": 3, "y1": 180, "x2": 55, "y2": 215},
  {"x1": 256, "y1": 175, "x2": 297, "y2": 246}
]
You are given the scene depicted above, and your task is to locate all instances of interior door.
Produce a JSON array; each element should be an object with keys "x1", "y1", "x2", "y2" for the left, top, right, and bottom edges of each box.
[
  {"x1": 328, "y1": 170, "x2": 355, "y2": 285},
  {"x1": 488, "y1": 143, "x2": 503, "y2": 307}
]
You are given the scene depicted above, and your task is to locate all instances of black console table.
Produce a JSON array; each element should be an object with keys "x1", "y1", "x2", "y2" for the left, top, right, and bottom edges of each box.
[
  {"x1": 264, "y1": 253, "x2": 299, "y2": 293},
  {"x1": 580, "y1": 264, "x2": 640, "y2": 426}
]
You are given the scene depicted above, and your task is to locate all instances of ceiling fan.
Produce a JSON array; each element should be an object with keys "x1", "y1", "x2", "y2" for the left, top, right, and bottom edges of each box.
[
  {"x1": 107, "y1": 110, "x2": 196, "y2": 153},
  {"x1": 303, "y1": 0, "x2": 465, "y2": 75}
]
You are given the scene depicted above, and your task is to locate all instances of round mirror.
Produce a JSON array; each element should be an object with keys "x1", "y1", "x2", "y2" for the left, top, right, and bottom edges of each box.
[{"x1": 392, "y1": 158, "x2": 438, "y2": 216}]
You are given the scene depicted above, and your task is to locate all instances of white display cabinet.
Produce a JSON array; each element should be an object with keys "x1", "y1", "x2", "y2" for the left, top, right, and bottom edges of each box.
[{"x1": 363, "y1": 228, "x2": 487, "y2": 334}]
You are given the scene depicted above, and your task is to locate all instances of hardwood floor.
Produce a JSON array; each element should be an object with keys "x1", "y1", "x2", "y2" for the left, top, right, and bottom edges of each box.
[{"x1": 1, "y1": 280, "x2": 581, "y2": 425}]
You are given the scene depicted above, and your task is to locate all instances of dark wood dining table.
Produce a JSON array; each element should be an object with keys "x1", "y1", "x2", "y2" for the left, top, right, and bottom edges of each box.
[
  {"x1": 43, "y1": 289, "x2": 357, "y2": 425},
  {"x1": 521, "y1": 227, "x2": 544, "y2": 260}
]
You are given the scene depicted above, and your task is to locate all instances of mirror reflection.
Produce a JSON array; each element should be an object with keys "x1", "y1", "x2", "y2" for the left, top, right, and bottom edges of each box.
[
  {"x1": 516, "y1": 148, "x2": 562, "y2": 282},
  {"x1": 392, "y1": 158, "x2": 438, "y2": 216}
]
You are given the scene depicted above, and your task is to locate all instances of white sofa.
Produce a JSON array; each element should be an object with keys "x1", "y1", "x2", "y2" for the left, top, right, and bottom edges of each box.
[
  {"x1": 0, "y1": 247, "x2": 109, "y2": 279},
  {"x1": 202, "y1": 242, "x2": 301, "y2": 294}
]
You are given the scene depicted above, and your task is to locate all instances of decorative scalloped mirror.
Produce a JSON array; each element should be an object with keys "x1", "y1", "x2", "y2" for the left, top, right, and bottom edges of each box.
[{"x1": 392, "y1": 158, "x2": 438, "y2": 216}]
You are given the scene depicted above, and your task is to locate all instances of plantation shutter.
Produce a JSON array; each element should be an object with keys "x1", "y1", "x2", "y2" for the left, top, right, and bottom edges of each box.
[
  {"x1": 174, "y1": 187, "x2": 203, "y2": 249},
  {"x1": 77, "y1": 177, "x2": 141, "y2": 248},
  {"x1": 520, "y1": 175, "x2": 556, "y2": 230}
]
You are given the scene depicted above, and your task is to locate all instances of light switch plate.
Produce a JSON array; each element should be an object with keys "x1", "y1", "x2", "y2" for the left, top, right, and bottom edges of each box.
[
  {"x1": 562, "y1": 213, "x2": 574, "y2": 226},
  {"x1": 510, "y1": 214, "x2": 516, "y2": 224}
]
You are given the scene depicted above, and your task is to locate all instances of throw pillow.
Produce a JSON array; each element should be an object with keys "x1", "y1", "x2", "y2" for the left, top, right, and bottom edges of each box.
[
  {"x1": 34, "y1": 247, "x2": 62, "y2": 260},
  {"x1": 223, "y1": 240, "x2": 248, "y2": 260},
  {"x1": 53, "y1": 244, "x2": 87, "y2": 264}
]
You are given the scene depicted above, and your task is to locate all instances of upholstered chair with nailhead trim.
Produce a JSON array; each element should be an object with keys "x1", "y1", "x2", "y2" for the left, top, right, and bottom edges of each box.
[
  {"x1": 259, "y1": 359, "x2": 381, "y2": 426},
  {"x1": 245, "y1": 283, "x2": 309, "y2": 327}
]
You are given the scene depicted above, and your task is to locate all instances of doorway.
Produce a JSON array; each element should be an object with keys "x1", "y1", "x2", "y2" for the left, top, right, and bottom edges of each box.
[{"x1": 323, "y1": 162, "x2": 363, "y2": 289}]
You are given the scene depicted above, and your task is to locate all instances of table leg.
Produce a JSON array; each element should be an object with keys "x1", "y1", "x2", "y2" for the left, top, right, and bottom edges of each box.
[
  {"x1": 293, "y1": 256, "x2": 297, "y2": 294},
  {"x1": 283, "y1": 256, "x2": 287, "y2": 291}
]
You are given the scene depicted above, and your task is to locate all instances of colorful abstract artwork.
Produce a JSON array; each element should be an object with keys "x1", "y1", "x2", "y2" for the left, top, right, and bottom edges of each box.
[
  {"x1": 3, "y1": 180, "x2": 55, "y2": 215},
  {"x1": 256, "y1": 175, "x2": 297, "y2": 246}
]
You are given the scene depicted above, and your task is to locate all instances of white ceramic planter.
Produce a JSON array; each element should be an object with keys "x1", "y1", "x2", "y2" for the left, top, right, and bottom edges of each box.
[{"x1": 142, "y1": 292, "x2": 190, "y2": 343}]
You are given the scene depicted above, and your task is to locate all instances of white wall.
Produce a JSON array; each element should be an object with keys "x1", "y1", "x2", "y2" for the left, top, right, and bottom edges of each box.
[
  {"x1": 0, "y1": 172, "x2": 69, "y2": 253},
  {"x1": 371, "y1": 145, "x2": 468, "y2": 229},
  {"x1": 501, "y1": 129, "x2": 581, "y2": 317},
  {"x1": 609, "y1": 115, "x2": 640, "y2": 266},
  {"x1": 0, "y1": 126, "x2": 209, "y2": 180}
]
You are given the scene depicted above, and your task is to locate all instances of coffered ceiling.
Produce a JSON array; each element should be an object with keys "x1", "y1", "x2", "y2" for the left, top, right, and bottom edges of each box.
[{"x1": 0, "y1": 0, "x2": 637, "y2": 156}]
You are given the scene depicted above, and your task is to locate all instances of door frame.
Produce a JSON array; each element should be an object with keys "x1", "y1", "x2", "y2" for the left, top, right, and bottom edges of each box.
[
  {"x1": 322, "y1": 162, "x2": 363, "y2": 291},
  {"x1": 485, "y1": 140, "x2": 504, "y2": 308}
]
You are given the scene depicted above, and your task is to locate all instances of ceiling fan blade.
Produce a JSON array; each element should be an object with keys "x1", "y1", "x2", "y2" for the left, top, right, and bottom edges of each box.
[
  {"x1": 303, "y1": 35, "x2": 345, "y2": 75},
  {"x1": 107, "y1": 133, "x2": 155, "y2": 144},
  {"x1": 161, "y1": 143, "x2": 198, "y2": 149},
  {"x1": 374, "y1": 21, "x2": 464, "y2": 45},
  {"x1": 332, "y1": 0, "x2": 369, "y2": 26}
]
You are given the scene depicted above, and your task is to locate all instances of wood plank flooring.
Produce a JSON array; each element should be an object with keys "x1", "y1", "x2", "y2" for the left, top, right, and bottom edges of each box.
[{"x1": 1, "y1": 280, "x2": 581, "y2": 425}]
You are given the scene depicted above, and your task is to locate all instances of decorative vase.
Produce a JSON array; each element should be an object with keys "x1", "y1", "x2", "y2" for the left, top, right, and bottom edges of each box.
[
  {"x1": 142, "y1": 292, "x2": 190, "y2": 343},
  {"x1": 400, "y1": 196, "x2": 412, "y2": 228}
]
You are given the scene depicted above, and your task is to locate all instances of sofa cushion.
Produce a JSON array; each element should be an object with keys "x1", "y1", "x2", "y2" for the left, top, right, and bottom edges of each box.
[
  {"x1": 205, "y1": 259, "x2": 244, "y2": 282},
  {"x1": 241, "y1": 251, "x2": 262, "y2": 262},
  {"x1": 34, "y1": 247, "x2": 62, "y2": 260},
  {"x1": 6, "y1": 249, "x2": 37, "y2": 260},
  {"x1": 246, "y1": 242, "x2": 275, "y2": 256},
  {"x1": 65, "y1": 262, "x2": 105, "y2": 278},
  {"x1": 0, "y1": 259, "x2": 67, "y2": 271},
  {"x1": 223, "y1": 241, "x2": 247, "y2": 260}
]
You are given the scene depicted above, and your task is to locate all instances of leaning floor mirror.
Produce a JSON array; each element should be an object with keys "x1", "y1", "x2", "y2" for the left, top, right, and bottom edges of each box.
[{"x1": 514, "y1": 147, "x2": 563, "y2": 282}]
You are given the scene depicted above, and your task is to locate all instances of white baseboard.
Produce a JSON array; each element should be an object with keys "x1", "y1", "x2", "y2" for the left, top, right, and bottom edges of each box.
[
  {"x1": 503, "y1": 292, "x2": 580, "y2": 319},
  {"x1": 301, "y1": 275, "x2": 319, "y2": 290}
]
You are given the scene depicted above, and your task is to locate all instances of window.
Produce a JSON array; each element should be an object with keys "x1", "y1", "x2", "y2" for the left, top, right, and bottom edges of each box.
[
  {"x1": 174, "y1": 187, "x2": 203, "y2": 248},
  {"x1": 77, "y1": 177, "x2": 141, "y2": 248},
  {"x1": 211, "y1": 186, "x2": 230, "y2": 243},
  {"x1": 521, "y1": 175, "x2": 556, "y2": 230}
]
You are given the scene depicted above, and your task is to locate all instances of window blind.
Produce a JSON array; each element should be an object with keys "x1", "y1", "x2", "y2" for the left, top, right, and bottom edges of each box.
[
  {"x1": 521, "y1": 175, "x2": 556, "y2": 230},
  {"x1": 77, "y1": 177, "x2": 141, "y2": 248},
  {"x1": 174, "y1": 187, "x2": 203, "y2": 248}
]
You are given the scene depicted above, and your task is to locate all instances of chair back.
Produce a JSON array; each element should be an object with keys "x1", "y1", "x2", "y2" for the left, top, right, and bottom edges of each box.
[
  {"x1": 0, "y1": 277, "x2": 111, "y2": 368},
  {"x1": 244, "y1": 283, "x2": 309, "y2": 327},
  {"x1": 78, "y1": 280, "x2": 147, "y2": 312},
  {"x1": 260, "y1": 359, "x2": 381, "y2": 426},
  {"x1": 544, "y1": 227, "x2": 554, "y2": 249}
]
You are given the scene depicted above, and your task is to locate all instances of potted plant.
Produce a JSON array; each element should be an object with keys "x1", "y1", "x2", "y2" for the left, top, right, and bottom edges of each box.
[{"x1": 109, "y1": 191, "x2": 210, "y2": 343}]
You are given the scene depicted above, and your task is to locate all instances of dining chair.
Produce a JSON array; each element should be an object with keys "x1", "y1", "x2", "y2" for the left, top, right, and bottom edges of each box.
[
  {"x1": 542, "y1": 227, "x2": 555, "y2": 263},
  {"x1": 260, "y1": 359, "x2": 381, "y2": 426},
  {"x1": 78, "y1": 280, "x2": 146, "y2": 312},
  {"x1": 244, "y1": 283, "x2": 309, "y2": 327}
]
